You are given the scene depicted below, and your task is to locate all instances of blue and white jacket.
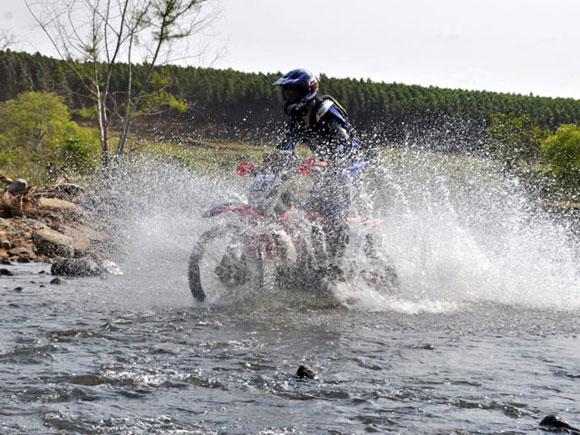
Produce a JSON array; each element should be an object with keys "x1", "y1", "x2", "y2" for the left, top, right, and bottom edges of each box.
[{"x1": 277, "y1": 96, "x2": 363, "y2": 164}]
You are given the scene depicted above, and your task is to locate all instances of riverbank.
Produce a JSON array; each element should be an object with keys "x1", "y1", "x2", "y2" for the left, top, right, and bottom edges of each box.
[{"x1": 0, "y1": 175, "x2": 111, "y2": 266}]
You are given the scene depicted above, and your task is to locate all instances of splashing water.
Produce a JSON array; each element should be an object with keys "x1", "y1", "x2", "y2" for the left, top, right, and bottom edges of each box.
[
  {"x1": 371, "y1": 150, "x2": 579, "y2": 310},
  {"x1": 90, "y1": 150, "x2": 579, "y2": 313}
]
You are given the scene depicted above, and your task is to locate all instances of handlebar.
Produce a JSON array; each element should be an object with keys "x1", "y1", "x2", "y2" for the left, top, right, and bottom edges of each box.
[
  {"x1": 237, "y1": 157, "x2": 329, "y2": 177},
  {"x1": 297, "y1": 157, "x2": 329, "y2": 174},
  {"x1": 236, "y1": 161, "x2": 258, "y2": 176}
]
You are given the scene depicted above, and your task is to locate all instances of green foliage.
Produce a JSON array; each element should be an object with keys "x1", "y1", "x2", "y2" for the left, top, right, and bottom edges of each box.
[
  {"x1": 1, "y1": 49, "x2": 580, "y2": 199},
  {"x1": 59, "y1": 137, "x2": 99, "y2": 171},
  {"x1": 139, "y1": 72, "x2": 189, "y2": 115},
  {"x1": 540, "y1": 124, "x2": 580, "y2": 187},
  {"x1": 75, "y1": 106, "x2": 98, "y2": 121},
  {"x1": 0, "y1": 91, "x2": 99, "y2": 181},
  {"x1": 139, "y1": 139, "x2": 267, "y2": 173},
  {"x1": 0, "y1": 91, "x2": 77, "y2": 153},
  {"x1": 486, "y1": 114, "x2": 548, "y2": 170},
  {"x1": 0, "y1": 147, "x2": 18, "y2": 168}
]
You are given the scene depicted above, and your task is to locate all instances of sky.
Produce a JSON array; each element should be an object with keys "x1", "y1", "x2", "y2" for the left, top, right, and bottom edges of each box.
[{"x1": 1, "y1": 0, "x2": 579, "y2": 99}]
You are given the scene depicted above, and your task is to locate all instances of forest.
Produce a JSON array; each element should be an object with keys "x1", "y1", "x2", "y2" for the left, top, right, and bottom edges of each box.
[
  {"x1": 2, "y1": 49, "x2": 580, "y2": 151},
  {"x1": 0, "y1": 49, "x2": 578, "y2": 197}
]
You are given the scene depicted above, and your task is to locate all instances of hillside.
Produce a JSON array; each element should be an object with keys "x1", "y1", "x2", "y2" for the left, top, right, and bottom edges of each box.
[{"x1": 2, "y1": 50, "x2": 580, "y2": 151}]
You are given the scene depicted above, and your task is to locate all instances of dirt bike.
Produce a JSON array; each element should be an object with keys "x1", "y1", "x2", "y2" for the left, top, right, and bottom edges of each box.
[{"x1": 188, "y1": 157, "x2": 399, "y2": 304}]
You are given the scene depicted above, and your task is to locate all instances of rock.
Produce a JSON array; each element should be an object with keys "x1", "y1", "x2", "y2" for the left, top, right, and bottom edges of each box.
[
  {"x1": 1, "y1": 257, "x2": 11, "y2": 265},
  {"x1": 58, "y1": 223, "x2": 107, "y2": 257},
  {"x1": 11, "y1": 239, "x2": 25, "y2": 248},
  {"x1": 0, "y1": 238, "x2": 11, "y2": 250},
  {"x1": 38, "y1": 197, "x2": 83, "y2": 215},
  {"x1": 0, "y1": 268, "x2": 13, "y2": 276},
  {"x1": 20, "y1": 218, "x2": 47, "y2": 230},
  {"x1": 6, "y1": 179, "x2": 28, "y2": 194},
  {"x1": 296, "y1": 365, "x2": 318, "y2": 380},
  {"x1": 8, "y1": 244, "x2": 36, "y2": 262},
  {"x1": 540, "y1": 415, "x2": 580, "y2": 433},
  {"x1": 32, "y1": 227, "x2": 74, "y2": 257},
  {"x1": 50, "y1": 277, "x2": 62, "y2": 285},
  {"x1": 51, "y1": 258, "x2": 103, "y2": 277},
  {"x1": 13, "y1": 286, "x2": 23, "y2": 292},
  {"x1": 8, "y1": 246, "x2": 33, "y2": 257}
]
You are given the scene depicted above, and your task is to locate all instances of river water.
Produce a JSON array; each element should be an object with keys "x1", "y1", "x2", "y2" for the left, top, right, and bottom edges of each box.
[{"x1": 1, "y1": 153, "x2": 579, "y2": 434}]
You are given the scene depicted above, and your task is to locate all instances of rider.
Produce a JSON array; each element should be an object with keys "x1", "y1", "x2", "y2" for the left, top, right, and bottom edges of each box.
[{"x1": 272, "y1": 68, "x2": 368, "y2": 277}]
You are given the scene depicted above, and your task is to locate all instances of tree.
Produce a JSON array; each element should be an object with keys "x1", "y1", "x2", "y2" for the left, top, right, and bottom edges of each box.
[
  {"x1": 540, "y1": 124, "x2": 580, "y2": 188},
  {"x1": 486, "y1": 114, "x2": 547, "y2": 171},
  {"x1": 26, "y1": 0, "x2": 213, "y2": 173},
  {"x1": 3, "y1": 50, "x2": 580, "y2": 152},
  {"x1": 0, "y1": 91, "x2": 98, "y2": 178}
]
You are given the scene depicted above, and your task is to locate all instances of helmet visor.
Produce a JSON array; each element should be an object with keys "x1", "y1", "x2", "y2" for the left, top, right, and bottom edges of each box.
[{"x1": 282, "y1": 86, "x2": 306, "y2": 102}]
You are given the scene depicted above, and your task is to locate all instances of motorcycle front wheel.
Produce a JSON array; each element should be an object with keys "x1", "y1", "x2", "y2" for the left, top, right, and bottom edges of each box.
[{"x1": 188, "y1": 224, "x2": 266, "y2": 303}]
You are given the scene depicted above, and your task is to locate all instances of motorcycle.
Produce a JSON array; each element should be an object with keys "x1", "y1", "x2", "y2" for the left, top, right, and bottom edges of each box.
[{"x1": 188, "y1": 157, "x2": 399, "y2": 304}]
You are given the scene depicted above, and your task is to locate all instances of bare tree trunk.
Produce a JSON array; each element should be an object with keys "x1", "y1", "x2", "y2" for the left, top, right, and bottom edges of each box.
[
  {"x1": 115, "y1": 29, "x2": 135, "y2": 160},
  {"x1": 97, "y1": 95, "x2": 110, "y2": 172},
  {"x1": 90, "y1": 7, "x2": 111, "y2": 174}
]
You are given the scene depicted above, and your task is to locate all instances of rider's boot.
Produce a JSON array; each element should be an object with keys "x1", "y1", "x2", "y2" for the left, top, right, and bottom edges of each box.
[
  {"x1": 363, "y1": 233, "x2": 379, "y2": 259},
  {"x1": 325, "y1": 218, "x2": 349, "y2": 259},
  {"x1": 322, "y1": 219, "x2": 349, "y2": 282}
]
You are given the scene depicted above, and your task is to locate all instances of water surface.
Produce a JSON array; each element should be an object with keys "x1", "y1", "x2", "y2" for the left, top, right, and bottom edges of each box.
[
  {"x1": 2, "y1": 154, "x2": 579, "y2": 433},
  {"x1": 1, "y1": 264, "x2": 579, "y2": 434}
]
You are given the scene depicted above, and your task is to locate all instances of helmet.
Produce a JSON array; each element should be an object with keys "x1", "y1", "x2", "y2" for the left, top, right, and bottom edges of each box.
[{"x1": 273, "y1": 69, "x2": 319, "y2": 115}]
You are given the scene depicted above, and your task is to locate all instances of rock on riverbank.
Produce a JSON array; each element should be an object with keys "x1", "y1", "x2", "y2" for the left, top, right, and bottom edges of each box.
[{"x1": 0, "y1": 173, "x2": 112, "y2": 268}]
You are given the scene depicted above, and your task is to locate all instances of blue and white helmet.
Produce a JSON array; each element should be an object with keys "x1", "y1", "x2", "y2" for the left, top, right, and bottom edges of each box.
[{"x1": 273, "y1": 69, "x2": 319, "y2": 115}]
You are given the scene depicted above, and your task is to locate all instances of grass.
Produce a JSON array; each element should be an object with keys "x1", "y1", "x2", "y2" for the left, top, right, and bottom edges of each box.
[
  {"x1": 135, "y1": 137, "x2": 311, "y2": 174},
  {"x1": 3, "y1": 134, "x2": 577, "y2": 207}
]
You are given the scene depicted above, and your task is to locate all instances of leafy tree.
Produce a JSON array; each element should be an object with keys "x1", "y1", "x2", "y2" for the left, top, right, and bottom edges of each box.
[
  {"x1": 0, "y1": 92, "x2": 77, "y2": 152},
  {"x1": 0, "y1": 91, "x2": 98, "y2": 179},
  {"x1": 540, "y1": 124, "x2": 580, "y2": 188}
]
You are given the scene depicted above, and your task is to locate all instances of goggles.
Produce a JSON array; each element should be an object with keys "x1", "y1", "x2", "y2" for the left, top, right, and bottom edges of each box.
[{"x1": 282, "y1": 86, "x2": 306, "y2": 102}]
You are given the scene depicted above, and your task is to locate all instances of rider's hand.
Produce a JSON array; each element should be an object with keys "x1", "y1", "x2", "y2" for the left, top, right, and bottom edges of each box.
[{"x1": 298, "y1": 156, "x2": 330, "y2": 174}]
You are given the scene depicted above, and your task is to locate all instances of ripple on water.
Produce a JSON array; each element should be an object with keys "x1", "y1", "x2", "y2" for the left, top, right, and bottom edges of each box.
[
  {"x1": 1, "y1": 262, "x2": 579, "y2": 433},
  {"x1": 0, "y1": 343, "x2": 58, "y2": 364}
]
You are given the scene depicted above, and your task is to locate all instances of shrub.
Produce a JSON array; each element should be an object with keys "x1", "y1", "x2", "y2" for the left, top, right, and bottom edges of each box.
[
  {"x1": 59, "y1": 137, "x2": 99, "y2": 172},
  {"x1": 0, "y1": 91, "x2": 99, "y2": 181},
  {"x1": 540, "y1": 124, "x2": 580, "y2": 188},
  {"x1": 486, "y1": 114, "x2": 547, "y2": 171}
]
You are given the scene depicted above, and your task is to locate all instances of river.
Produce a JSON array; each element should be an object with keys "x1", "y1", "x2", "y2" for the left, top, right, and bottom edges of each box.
[{"x1": 1, "y1": 152, "x2": 579, "y2": 433}]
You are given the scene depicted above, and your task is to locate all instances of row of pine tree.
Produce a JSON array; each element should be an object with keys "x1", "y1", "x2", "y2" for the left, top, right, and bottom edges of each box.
[{"x1": 1, "y1": 49, "x2": 580, "y2": 149}]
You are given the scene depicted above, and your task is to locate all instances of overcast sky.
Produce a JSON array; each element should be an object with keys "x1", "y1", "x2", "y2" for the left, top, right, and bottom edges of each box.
[{"x1": 2, "y1": 0, "x2": 579, "y2": 99}]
